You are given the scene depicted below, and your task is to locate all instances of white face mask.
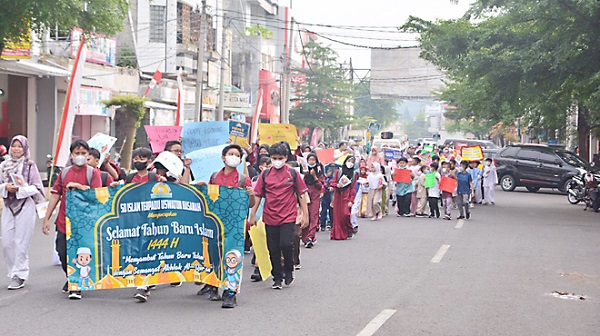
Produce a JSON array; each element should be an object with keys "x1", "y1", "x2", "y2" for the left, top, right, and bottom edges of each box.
[
  {"x1": 272, "y1": 160, "x2": 285, "y2": 169},
  {"x1": 442, "y1": 168, "x2": 448, "y2": 173},
  {"x1": 72, "y1": 155, "x2": 87, "y2": 166},
  {"x1": 346, "y1": 161, "x2": 354, "y2": 169},
  {"x1": 485, "y1": 162, "x2": 491, "y2": 166},
  {"x1": 225, "y1": 155, "x2": 241, "y2": 168}
]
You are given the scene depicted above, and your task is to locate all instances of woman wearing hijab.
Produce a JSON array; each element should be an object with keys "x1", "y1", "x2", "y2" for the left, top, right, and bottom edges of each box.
[
  {"x1": 366, "y1": 162, "x2": 385, "y2": 220},
  {"x1": 367, "y1": 146, "x2": 385, "y2": 167},
  {"x1": 329, "y1": 155, "x2": 357, "y2": 240},
  {"x1": 299, "y1": 153, "x2": 325, "y2": 248},
  {"x1": 1, "y1": 135, "x2": 45, "y2": 290}
]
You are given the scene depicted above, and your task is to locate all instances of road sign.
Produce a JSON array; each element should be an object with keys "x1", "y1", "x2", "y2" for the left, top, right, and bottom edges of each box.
[{"x1": 368, "y1": 122, "x2": 381, "y2": 132}]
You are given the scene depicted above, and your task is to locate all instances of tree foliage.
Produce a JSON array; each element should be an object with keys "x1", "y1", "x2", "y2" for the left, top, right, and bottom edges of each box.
[
  {"x1": 104, "y1": 96, "x2": 148, "y2": 171},
  {"x1": 403, "y1": 0, "x2": 600, "y2": 156},
  {"x1": 290, "y1": 41, "x2": 354, "y2": 140},
  {"x1": 0, "y1": 0, "x2": 128, "y2": 54},
  {"x1": 353, "y1": 80, "x2": 398, "y2": 129}
]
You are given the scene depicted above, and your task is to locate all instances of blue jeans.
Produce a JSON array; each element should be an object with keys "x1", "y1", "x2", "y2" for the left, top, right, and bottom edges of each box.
[{"x1": 320, "y1": 192, "x2": 332, "y2": 228}]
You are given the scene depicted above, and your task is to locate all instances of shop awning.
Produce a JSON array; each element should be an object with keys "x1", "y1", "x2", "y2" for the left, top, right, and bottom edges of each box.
[
  {"x1": 0, "y1": 60, "x2": 70, "y2": 77},
  {"x1": 225, "y1": 107, "x2": 252, "y2": 115},
  {"x1": 144, "y1": 101, "x2": 177, "y2": 110}
]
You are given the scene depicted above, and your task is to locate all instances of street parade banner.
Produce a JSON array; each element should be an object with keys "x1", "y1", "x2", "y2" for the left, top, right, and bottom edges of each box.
[
  {"x1": 65, "y1": 183, "x2": 248, "y2": 293},
  {"x1": 258, "y1": 124, "x2": 298, "y2": 149},
  {"x1": 383, "y1": 148, "x2": 403, "y2": 161},
  {"x1": 461, "y1": 145, "x2": 484, "y2": 162}
]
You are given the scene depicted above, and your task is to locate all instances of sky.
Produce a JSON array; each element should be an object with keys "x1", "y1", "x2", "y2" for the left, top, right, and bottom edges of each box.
[{"x1": 288, "y1": 0, "x2": 476, "y2": 71}]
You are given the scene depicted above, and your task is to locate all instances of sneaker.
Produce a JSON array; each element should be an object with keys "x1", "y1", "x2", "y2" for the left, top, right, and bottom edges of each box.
[
  {"x1": 402, "y1": 214, "x2": 411, "y2": 217},
  {"x1": 7, "y1": 277, "x2": 24, "y2": 290},
  {"x1": 416, "y1": 214, "x2": 428, "y2": 218},
  {"x1": 466, "y1": 212, "x2": 471, "y2": 219},
  {"x1": 221, "y1": 291, "x2": 237, "y2": 308},
  {"x1": 347, "y1": 231, "x2": 353, "y2": 239},
  {"x1": 371, "y1": 216, "x2": 377, "y2": 221},
  {"x1": 457, "y1": 216, "x2": 465, "y2": 220},
  {"x1": 353, "y1": 226, "x2": 359, "y2": 234},
  {"x1": 469, "y1": 203, "x2": 475, "y2": 208},
  {"x1": 68, "y1": 291, "x2": 82, "y2": 300},
  {"x1": 134, "y1": 288, "x2": 149, "y2": 302},
  {"x1": 294, "y1": 264, "x2": 302, "y2": 270},
  {"x1": 197, "y1": 284, "x2": 211, "y2": 295},
  {"x1": 62, "y1": 281, "x2": 69, "y2": 293},
  {"x1": 250, "y1": 268, "x2": 262, "y2": 282},
  {"x1": 377, "y1": 213, "x2": 383, "y2": 220},
  {"x1": 443, "y1": 215, "x2": 451, "y2": 220},
  {"x1": 272, "y1": 279, "x2": 283, "y2": 290},
  {"x1": 396, "y1": 213, "x2": 402, "y2": 217},
  {"x1": 244, "y1": 246, "x2": 251, "y2": 254},
  {"x1": 284, "y1": 272, "x2": 294, "y2": 286},
  {"x1": 209, "y1": 287, "x2": 221, "y2": 301},
  {"x1": 304, "y1": 238, "x2": 314, "y2": 248},
  {"x1": 170, "y1": 282, "x2": 182, "y2": 287},
  {"x1": 326, "y1": 225, "x2": 331, "y2": 231}
]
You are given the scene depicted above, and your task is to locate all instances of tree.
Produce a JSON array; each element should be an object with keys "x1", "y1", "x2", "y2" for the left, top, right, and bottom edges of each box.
[
  {"x1": 353, "y1": 80, "x2": 398, "y2": 129},
  {"x1": 403, "y1": 0, "x2": 600, "y2": 157},
  {"x1": 290, "y1": 41, "x2": 354, "y2": 143},
  {"x1": 104, "y1": 96, "x2": 148, "y2": 171},
  {"x1": 402, "y1": 111, "x2": 430, "y2": 140},
  {"x1": 0, "y1": 0, "x2": 128, "y2": 54}
]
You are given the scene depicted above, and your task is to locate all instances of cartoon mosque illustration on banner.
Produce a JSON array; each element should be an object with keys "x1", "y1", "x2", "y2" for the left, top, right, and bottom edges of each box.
[{"x1": 67, "y1": 236, "x2": 221, "y2": 291}]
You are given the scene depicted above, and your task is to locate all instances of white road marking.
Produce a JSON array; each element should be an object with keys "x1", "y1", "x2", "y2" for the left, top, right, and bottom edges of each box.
[
  {"x1": 356, "y1": 309, "x2": 397, "y2": 336},
  {"x1": 455, "y1": 219, "x2": 464, "y2": 229},
  {"x1": 430, "y1": 245, "x2": 451, "y2": 263}
]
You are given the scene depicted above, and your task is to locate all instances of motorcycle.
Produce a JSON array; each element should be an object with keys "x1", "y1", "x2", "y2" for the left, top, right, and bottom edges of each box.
[
  {"x1": 566, "y1": 171, "x2": 600, "y2": 212},
  {"x1": 44, "y1": 154, "x2": 62, "y2": 187}
]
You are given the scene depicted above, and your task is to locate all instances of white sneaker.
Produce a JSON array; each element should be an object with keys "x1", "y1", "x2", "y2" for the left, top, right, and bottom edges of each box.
[{"x1": 7, "y1": 277, "x2": 24, "y2": 290}]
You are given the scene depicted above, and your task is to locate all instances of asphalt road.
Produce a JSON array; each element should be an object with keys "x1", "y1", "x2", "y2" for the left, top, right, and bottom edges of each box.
[{"x1": 0, "y1": 187, "x2": 598, "y2": 335}]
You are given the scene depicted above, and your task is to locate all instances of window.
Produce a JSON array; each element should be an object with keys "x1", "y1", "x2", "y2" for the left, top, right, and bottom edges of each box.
[
  {"x1": 517, "y1": 148, "x2": 540, "y2": 161},
  {"x1": 539, "y1": 151, "x2": 558, "y2": 164},
  {"x1": 149, "y1": 5, "x2": 166, "y2": 43},
  {"x1": 500, "y1": 147, "x2": 519, "y2": 158}
]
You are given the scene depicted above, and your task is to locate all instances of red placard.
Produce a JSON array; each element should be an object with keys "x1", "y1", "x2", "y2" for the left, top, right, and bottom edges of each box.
[
  {"x1": 439, "y1": 176, "x2": 457, "y2": 193},
  {"x1": 315, "y1": 148, "x2": 335, "y2": 164},
  {"x1": 393, "y1": 169, "x2": 412, "y2": 183}
]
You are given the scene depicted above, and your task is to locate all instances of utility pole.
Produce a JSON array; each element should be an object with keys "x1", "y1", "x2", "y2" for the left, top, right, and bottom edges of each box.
[
  {"x1": 281, "y1": 18, "x2": 294, "y2": 124},
  {"x1": 217, "y1": 14, "x2": 228, "y2": 121},
  {"x1": 164, "y1": 0, "x2": 169, "y2": 73},
  {"x1": 194, "y1": 0, "x2": 207, "y2": 122}
]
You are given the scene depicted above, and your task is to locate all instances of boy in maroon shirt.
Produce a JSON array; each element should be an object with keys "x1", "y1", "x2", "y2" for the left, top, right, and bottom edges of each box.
[
  {"x1": 249, "y1": 142, "x2": 308, "y2": 290},
  {"x1": 42, "y1": 140, "x2": 102, "y2": 300},
  {"x1": 197, "y1": 144, "x2": 255, "y2": 308}
]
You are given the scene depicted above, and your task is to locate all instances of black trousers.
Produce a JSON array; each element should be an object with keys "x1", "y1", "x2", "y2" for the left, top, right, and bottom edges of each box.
[
  {"x1": 396, "y1": 194, "x2": 411, "y2": 215},
  {"x1": 428, "y1": 197, "x2": 440, "y2": 217},
  {"x1": 265, "y1": 222, "x2": 295, "y2": 281},
  {"x1": 55, "y1": 231, "x2": 67, "y2": 275}
]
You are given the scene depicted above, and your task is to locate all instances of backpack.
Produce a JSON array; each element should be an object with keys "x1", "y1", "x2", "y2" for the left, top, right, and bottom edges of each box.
[
  {"x1": 100, "y1": 171, "x2": 109, "y2": 187},
  {"x1": 260, "y1": 167, "x2": 299, "y2": 200},
  {"x1": 61, "y1": 165, "x2": 94, "y2": 186},
  {"x1": 210, "y1": 171, "x2": 247, "y2": 188},
  {"x1": 125, "y1": 171, "x2": 157, "y2": 184}
]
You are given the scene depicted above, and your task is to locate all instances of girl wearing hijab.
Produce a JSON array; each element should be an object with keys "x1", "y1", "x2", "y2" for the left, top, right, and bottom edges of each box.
[
  {"x1": 329, "y1": 155, "x2": 357, "y2": 240},
  {"x1": 300, "y1": 153, "x2": 325, "y2": 248},
  {"x1": 367, "y1": 146, "x2": 385, "y2": 167},
  {"x1": 366, "y1": 162, "x2": 385, "y2": 220},
  {"x1": 1, "y1": 135, "x2": 45, "y2": 290}
]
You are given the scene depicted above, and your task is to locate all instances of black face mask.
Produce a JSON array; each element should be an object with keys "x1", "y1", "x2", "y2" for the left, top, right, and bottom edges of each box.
[{"x1": 133, "y1": 161, "x2": 148, "y2": 171}]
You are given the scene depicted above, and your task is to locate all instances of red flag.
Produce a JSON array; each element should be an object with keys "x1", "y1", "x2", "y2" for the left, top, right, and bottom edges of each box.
[
  {"x1": 251, "y1": 88, "x2": 264, "y2": 145},
  {"x1": 310, "y1": 127, "x2": 319, "y2": 147},
  {"x1": 175, "y1": 67, "x2": 183, "y2": 126},
  {"x1": 143, "y1": 69, "x2": 162, "y2": 97},
  {"x1": 55, "y1": 37, "x2": 87, "y2": 167}
]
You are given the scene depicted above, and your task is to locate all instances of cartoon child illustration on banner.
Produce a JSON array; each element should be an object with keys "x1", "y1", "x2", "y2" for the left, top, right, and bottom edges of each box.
[
  {"x1": 73, "y1": 247, "x2": 93, "y2": 289},
  {"x1": 224, "y1": 250, "x2": 242, "y2": 293}
]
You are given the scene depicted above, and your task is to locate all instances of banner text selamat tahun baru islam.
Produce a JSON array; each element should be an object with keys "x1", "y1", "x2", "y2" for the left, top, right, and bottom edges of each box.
[{"x1": 65, "y1": 183, "x2": 248, "y2": 293}]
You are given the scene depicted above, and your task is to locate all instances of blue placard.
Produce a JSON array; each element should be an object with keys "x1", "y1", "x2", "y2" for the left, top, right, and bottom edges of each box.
[
  {"x1": 186, "y1": 144, "x2": 228, "y2": 183},
  {"x1": 181, "y1": 121, "x2": 230, "y2": 154},
  {"x1": 229, "y1": 121, "x2": 250, "y2": 138}
]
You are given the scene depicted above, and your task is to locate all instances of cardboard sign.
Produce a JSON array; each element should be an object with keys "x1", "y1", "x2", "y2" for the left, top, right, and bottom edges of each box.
[
  {"x1": 393, "y1": 169, "x2": 412, "y2": 184},
  {"x1": 315, "y1": 148, "x2": 335, "y2": 164},
  {"x1": 10, "y1": 173, "x2": 26, "y2": 187},
  {"x1": 461, "y1": 145, "x2": 484, "y2": 162},
  {"x1": 423, "y1": 145, "x2": 434, "y2": 153},
  {"x1": 425, "y1": 172, "x2": 437, "y2": 188},
  {"x1": 248, "y1": 219, "x2": 272, "y2": 281},
  {"x1": 383, "y1": 148, "x2": 403, "y2": 160},
  {"x1": 258, "y1": 124, "x2": 298, "y2": 149},
  {"x1": 87, "y1": 133, "x2": 118, "y2": 165},
  {"x1": 186, "y1": 145, "x2": 227, "y2": 183},
  {"x1": 439, "y1": 176, "x2": 458, "y2": 193},
  {"x1": 144, "y1": 126, "x2": 182, "y2": 154},
  {"x1": 229, "y1": 121, "x2": 250, "y2": 148},
  {"x1": 181, "y1": 121, "x2": 230, "y2": 154}
]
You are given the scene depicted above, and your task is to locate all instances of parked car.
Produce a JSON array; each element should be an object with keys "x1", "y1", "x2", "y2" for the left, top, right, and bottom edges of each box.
[
  {"x1": 482, "y1": 148, "x2": 499, "y2": 160},
  {"x1": 494, "y1": 144, "x2": 593, "y2": 192},
  {"x1": 443, "y1": 138, "x2": 499, "y2": 149}
]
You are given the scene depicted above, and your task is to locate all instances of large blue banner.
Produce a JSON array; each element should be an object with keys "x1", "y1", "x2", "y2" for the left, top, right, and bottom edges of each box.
[{"x1": 65, "y1": 183, "x2": 248, "y2": 292}]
